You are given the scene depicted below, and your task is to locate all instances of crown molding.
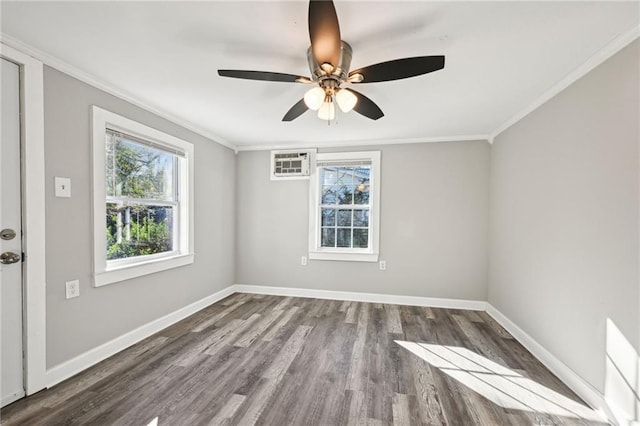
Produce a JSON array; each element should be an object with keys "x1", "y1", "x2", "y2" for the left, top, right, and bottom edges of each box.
[
  {"x1": 0, "y1": 33, "x2": 236, "y2": 151},
  {"x1": 235, "y1": 134, "x2": 490, "y2": 152},
  {"x1": 489, "y1": 25, "x2": 640, "y2": 143}
]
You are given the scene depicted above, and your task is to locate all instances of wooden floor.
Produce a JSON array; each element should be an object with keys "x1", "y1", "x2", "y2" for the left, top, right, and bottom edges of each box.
[{"x1": 1, "y1": 293, "x2": 607, "y2": 425}]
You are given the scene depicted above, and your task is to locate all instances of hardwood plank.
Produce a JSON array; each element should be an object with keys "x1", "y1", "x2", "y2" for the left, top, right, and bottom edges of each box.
[
  {"x1": 272, "y1": 296, "x2": 292, "y2": 311},
  {"x1": 385, "y1": 304, "x2": 403, "y2": 334},
  {"x1": 191, "y1": 301, "x2": 245, "y2": 332},
  {"x1": 392, "y1": 393, "x2": 411, "y2": 426},
  {"x1": 421, "y1": 306, "x2": 436, "y2": 320},
  {"x1": 175, "y1": 319, "x2": 244, "y2": 367},
  {"x1": 235, "y1": 325, "x2": 313, "y2": 425},
  {"x1": 346, "y1": 304, "x2": 370, "y2": 391},
  {"x1": 234, "y1": 309, "x2": 283, "y2": 347},
  {"x1": 345, "y1": 301, "x2": 359, "y2": 323},
  {"x1": 452, "y1": 314, "x2": 510, "y2": 367},
  {"x1": 204, "y1": 313, "x2": 261, "y2": 355},
  {"x1": 477, "y1": 311, "x2": 514, "y2": 339},
  {"x1": 208, "y1": 394, "x2": 246, "y2": 425},
  {"x1": 261, "y1": 306, "x2": 299, "y2": 342},
  {"x1": 463, "y1": 309, "x2": 485, "y2": 323},
  {"x1": 339, "y1": 300, "x2": 351, "y2": 312}
]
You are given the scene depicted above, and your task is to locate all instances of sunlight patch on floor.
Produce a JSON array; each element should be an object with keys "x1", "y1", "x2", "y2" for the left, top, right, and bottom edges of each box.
[{"x1": 396, "y1": 340, "x2": 606, "y2": 423}]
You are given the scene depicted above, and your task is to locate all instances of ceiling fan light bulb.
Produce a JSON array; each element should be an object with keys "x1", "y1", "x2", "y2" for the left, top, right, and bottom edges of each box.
[
  {"x1": 304, "y1": 87, "x2": 325, "y2": 110},
  {"x1": 348, "y1": 73, "x2": 364, "y2": 83},
  {"x1": 336, "y1": 89, "x2": 357, "y2": 113},
  {"x1": 317, "y1": 101, "x2": 335, "y2": 121}
]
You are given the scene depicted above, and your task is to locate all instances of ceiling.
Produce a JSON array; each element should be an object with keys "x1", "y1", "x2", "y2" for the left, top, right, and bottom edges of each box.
[{"x1": 1, "y1": 1, "x2": 638, "y2": 150}]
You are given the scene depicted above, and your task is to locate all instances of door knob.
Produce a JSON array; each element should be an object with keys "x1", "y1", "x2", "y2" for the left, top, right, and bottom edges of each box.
[
  {"x1": 0, "y1": 252, "x2": 21, "y2": 264},
  {"x1": 0, "y1": 229, "x2": 16, "y2": 240}
]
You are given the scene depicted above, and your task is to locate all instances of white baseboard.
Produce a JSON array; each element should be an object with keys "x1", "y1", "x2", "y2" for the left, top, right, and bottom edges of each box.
[
  {"x1": 45, "y1": 285, "x2": 235, "y2": 387},
  {"x1": 232, "y1": 284, "x2": 487, "y2": 311},
  {"x1": 485, "y1": 303, "x2": 615, "y2": 424}
]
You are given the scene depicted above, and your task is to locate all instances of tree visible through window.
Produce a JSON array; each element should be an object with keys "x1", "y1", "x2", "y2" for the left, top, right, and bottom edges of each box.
[
  {"x1": 105, "y1": 130, "x2": 178, "y2": 260},
  {"x1": 320, "y1": 166, "x2": 371, "y2": 248},
  {"x1": 309, "y1": 151, "x2": 380, "y2": 262}
]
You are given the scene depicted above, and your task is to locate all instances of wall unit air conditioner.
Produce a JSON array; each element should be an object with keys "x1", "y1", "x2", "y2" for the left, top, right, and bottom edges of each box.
[{"x1": 270, "y1": 149, "x2": 316, "y2": 180}]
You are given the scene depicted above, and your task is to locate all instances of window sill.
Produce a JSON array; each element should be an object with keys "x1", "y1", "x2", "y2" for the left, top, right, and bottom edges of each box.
[
  {"x1": 308, "y1": 251, "x2": 379, "y2": 262},
  {"x1": 94, "y1": 253, "x2": 194, "y2": 287}
]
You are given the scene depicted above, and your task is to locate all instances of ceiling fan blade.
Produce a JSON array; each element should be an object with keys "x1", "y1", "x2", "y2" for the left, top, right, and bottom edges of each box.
[
  {"x1": 349, "y1": 89, "x2": 384, "y2": 120},
  {"x1": 308, "y1": 0, "x2": 342, "y2": 68},
  {"x1": 282, "y1": 99, "x2": 309, "y2": 121},
  {"x1": 349, "y1": 56, "x2": 445, "y2": 83},
  {"x1": 218, "y1": 70, "x2": 309, "y2": 83}
]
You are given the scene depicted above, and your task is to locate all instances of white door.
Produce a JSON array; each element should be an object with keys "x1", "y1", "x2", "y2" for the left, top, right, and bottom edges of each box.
[{"x1": 1, "y1": 57, "x2": 25, "y2": 407}]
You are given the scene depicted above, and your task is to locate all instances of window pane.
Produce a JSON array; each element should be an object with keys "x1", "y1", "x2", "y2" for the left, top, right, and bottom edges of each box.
[
  {"x1": 353, "y1": 209, "x2": 369, "y2": 227},
  {"x1": 322, "y1": 168, "x2": 337, "y2": 185},
  {"x1": 321, "y1": 185, "x2": 337, "y2": 205},
  {"x1": 106, "y1": 203, "x2": 174, "y2": 260},
  {"x1": 337, "y1": 228, "x2": 351, "y2": 247},
  {"x1": 106, "y1": 134, "x2": 176, "y2": 201},
  {"x1": 321, "y1": 208, "x2": 335, "y2": 226},
  {"x1": 337, "y1": 167, "x2": 354, "y2": 186},
  {"x1": 337, "y1": 185, "x2": 354, "y2": 205},
  {"x1": 337, "y1": 209, "x2": 352, "y2": 227},
  {"x1": 321, "y1": 228, "x2": 335, "y2": 247},
  {"x1": 354, "y1": 184, "x2": 370, "y2": 205},
  {"x1": 353, "y1": 229, "x2": 369, "y2": 248}
]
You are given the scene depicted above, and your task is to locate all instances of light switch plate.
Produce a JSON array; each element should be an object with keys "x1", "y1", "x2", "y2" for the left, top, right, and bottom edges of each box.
[{"x1": 55, "y1": 177, "x2": 71, "y2": 197}]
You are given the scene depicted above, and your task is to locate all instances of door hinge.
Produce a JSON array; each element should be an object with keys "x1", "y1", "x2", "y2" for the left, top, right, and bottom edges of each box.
[{"x1": 22, "y1": 252, "x2": 25, "y2": 262}]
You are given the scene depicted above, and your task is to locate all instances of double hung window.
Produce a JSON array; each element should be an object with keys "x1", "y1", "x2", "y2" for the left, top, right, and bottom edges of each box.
[
  {"x1": 309, "y1": 151, "x2": 380, "y2": 262},
  {"x1": 92, "y1": 106, "x2": 194, "y2": 286}
]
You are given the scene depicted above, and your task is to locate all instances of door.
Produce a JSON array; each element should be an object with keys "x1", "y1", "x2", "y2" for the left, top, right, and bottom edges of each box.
[{"x1": 1, "y1": 57, "x2": 25, "y2": 406}]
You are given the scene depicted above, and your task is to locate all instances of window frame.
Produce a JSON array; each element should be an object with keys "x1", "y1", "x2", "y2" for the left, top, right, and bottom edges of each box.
[
  {"x1": 308, "y1": 151, "x2": 381, "y2": 262},
  {"x1": 91, "y1": 106, "x2": 194, "y2": 287}
]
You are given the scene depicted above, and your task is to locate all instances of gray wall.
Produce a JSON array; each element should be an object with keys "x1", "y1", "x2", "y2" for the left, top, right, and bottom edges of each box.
[
  {"x1": 488, "y1": 40, "x2": 639, "y2": 392},
  {"x1": 236, "y1": 141, "x2": 490, "y2": 300},
  {"x1": 44, "y1": 67, "x2": 236, "y2": 368}
]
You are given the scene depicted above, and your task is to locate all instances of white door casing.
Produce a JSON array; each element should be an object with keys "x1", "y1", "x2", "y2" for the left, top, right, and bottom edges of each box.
[
  {"x1": 1, "y1": 57, "x2": 24, "y2": 407},
  {"x1": 0, "y1": 42, "x2": 47, "y2": 396}
]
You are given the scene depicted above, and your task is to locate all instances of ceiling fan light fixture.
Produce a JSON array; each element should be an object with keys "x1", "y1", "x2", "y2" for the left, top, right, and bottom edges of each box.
[
  {"x1": 304, "y1": 86, "x2": 326, "y2": 110},
  {"x1": 336, "y1": 88, "x2": 357, "y2": 113},
  {"x1": 317, "y1": 101, "x2": 335, "y2": 121}
]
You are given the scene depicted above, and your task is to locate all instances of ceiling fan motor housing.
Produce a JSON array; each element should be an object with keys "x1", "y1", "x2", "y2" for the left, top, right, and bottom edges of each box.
[{"x1": 307, "y1": 41, "x2": 353, "y2": 84}]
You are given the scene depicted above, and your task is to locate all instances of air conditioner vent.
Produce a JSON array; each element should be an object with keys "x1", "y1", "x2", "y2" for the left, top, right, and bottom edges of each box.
[{"x1": 270, "y1": 149, "x2": 316, "y2": 180}]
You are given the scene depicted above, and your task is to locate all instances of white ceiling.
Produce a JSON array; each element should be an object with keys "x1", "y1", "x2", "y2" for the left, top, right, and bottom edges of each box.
[{"x1": 1, "y1": 1, "x2": 638, "y2": 149}]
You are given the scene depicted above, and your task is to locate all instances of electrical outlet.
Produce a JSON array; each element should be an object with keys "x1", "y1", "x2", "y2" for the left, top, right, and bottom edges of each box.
[
  {"x1": 301, "y1": 256, "x2": 308, "y2": 266},
  {"x1": 379, "y1": 260, "x2": 386, "y2": 271},
  {"x1": 65, "y1": 280, "x2": 80, "y2": 299}
]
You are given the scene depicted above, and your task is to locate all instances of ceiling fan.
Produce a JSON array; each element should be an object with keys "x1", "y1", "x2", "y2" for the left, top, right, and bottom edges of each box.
[{"x1": 218, "y1": 0, "x2": 445, "y2": 122}]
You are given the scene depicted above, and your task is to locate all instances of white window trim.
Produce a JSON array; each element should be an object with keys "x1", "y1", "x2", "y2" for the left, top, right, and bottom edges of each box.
[
  {"x1": 308, "y1": 151, "x2": 381, "y2": 262},
  {"x1": 91, "y1": 106, "x2": 194, "y2": 287}
]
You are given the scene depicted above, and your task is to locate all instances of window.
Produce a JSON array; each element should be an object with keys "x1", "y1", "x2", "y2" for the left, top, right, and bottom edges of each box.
[
  {"x1": 308, "y1": 151, "x2": 380, "y2": 262},
  {"x1": 92, "y1": 106, "x2": 194, "y2": 287}
]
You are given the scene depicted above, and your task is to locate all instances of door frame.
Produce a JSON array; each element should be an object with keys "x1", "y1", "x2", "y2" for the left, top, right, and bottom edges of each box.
[{"x1": 0, "y1": 42, "x2": 47, "y2": 395}]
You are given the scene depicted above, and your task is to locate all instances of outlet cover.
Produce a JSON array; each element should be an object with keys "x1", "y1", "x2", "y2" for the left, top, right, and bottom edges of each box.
[
  {"x1": 55, "y1": 177, "x2": 71, "y2": 198},
  {"x1": 379, "y1": 260, "x2": 386, "y2": 271},
  {"x1": 65, "y1": 280, "x2": 80, "y2": 299}
]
